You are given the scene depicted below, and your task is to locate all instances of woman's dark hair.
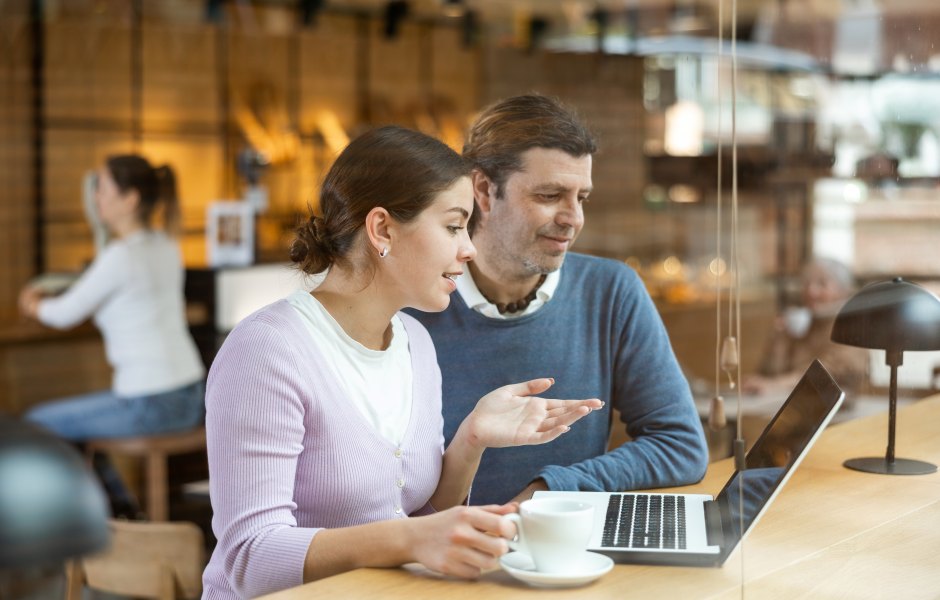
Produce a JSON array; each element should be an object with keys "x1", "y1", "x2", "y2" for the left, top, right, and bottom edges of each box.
[
  {"x1": 290, "y1": 125, "x2": 470, "y2": 275},
  {"x1": 105, "y1": 155, "x2": 180, "y2": 233}
]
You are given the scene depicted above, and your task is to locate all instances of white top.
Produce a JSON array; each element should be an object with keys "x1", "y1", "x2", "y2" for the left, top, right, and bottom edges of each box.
[
  {"x1": 37, "y1": 230, "x2": 205, "y2": 397},
  {"x1": 287, "y1": 290, "x2": 413, "y2": 445},
  {"x1": 455, "y1": 269, "x2": 560, "y2": 319}
]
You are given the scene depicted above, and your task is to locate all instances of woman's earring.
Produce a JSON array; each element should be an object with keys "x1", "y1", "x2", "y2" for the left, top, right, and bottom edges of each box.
[{"x1": 379, "y1": 247, "x2": 389, "y2": 258}]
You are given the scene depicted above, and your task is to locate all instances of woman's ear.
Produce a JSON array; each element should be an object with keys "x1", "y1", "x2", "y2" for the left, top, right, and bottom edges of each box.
[
  {"x1": 120, "y1": 189, "x2": 142, "y2": 219},
  {"x1": 364, "y1": 207, "x2": 393, "y2": 255},
  {"x1": 471, "y1": 169, "x2": 496, "y2": 215}
]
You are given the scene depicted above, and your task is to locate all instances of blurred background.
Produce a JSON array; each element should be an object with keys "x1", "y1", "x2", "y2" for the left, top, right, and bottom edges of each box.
[{"x1": 2, "y1": 0, "x2": 940, "y2": 545}]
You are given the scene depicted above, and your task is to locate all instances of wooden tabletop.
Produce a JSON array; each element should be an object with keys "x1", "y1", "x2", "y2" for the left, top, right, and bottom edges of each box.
[{"x1": 260, "y1": 395, "x2": 940, "y2": 599}]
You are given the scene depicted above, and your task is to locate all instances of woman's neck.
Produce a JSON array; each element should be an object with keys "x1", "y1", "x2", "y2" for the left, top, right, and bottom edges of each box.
[
  {"x1": 110, "y1": 220, "x2": 145, "y2": 240},
  {"x1": 312, "y1": 266, "x2": 398, "y2": 351}
]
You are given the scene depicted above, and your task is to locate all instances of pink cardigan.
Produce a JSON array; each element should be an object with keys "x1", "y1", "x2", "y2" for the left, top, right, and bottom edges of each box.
[{"x1": 202, "y1": 301, "x2": 444, "y2": 599}]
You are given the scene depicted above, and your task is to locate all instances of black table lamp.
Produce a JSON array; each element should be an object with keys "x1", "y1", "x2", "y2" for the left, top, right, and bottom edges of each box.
[
  {"x1": 0, "y1": 418, "x2": 110, "y2": 568},
  {"x1": 830, "y1": 277, "x2": 940, "y2": 475}
]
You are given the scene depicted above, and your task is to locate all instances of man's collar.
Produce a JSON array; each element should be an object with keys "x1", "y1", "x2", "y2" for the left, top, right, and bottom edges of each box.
[{"x1": 456, "y1": 267, "x2": 560, "y2": 316}]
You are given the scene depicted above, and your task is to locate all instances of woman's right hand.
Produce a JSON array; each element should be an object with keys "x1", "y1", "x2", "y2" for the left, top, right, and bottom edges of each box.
[
  {"x1": 18, "y1": 285, "x2": 43, "y2": 319},
  {"x1": 406, "y1": 504, "x2": 517, "y2": 579}
]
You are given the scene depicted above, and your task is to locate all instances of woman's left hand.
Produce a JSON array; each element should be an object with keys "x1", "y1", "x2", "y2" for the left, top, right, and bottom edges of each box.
[{"x1": 463, "y1": 378, "x2": 602, "y2": 449}]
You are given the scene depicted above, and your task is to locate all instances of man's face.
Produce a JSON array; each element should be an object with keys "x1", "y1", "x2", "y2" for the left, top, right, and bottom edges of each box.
[{"x1": 481, "y1": 147, "x2": 592, "y2": 277}]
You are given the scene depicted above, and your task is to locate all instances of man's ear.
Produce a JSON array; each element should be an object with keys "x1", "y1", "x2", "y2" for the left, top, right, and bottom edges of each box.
[
  {"x1": 364, "y1": 207, "x2": 392, "y2": 254},
  {"x1": 470, "y1": 169, "x2": 496, "y2": 215}
]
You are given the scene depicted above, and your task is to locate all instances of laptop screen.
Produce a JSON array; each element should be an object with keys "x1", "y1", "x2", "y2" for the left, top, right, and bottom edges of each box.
[{"x1": 713, "y1": 359, "x2": 844, "y2": 559}]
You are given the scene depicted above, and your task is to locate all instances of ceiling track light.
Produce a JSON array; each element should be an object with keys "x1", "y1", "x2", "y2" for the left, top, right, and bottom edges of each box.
[
  {"x1": 299, "y1": 0, "x2": 325, "y2": 27},
  {"x1": 527, "y1": 16, "x2": 550, "y2": 53},
  {"x1": 384, "y1": 0, "x2": 410, "y2": 39}
]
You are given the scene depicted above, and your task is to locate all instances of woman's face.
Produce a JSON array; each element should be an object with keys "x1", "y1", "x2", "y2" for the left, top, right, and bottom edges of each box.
[
  {"x1": 94, "y1": 166, "x2": 138, "y2": 231},
  {"x1": 385, "y1": 176, "x2": 476, "y2": 312}
]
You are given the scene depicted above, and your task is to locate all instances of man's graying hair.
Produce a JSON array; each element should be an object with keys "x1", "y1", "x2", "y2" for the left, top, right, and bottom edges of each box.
[{"x1": 462, "y1": 94, "x2": 598, "y2": 200}]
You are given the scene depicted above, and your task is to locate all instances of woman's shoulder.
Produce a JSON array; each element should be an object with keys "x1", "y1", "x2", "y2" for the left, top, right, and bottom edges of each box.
[
  {"x1": 396, "y1": 311, "x2": 432, "y2": 349},
  {"x1": 212, "y1": 300, "x2": 309, "y2": 373},
  {"x1": 231, "y1": 300, "x2": 302, "y2": 338}
]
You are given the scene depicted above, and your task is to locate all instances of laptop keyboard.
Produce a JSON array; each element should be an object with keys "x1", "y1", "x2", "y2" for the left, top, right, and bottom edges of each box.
[{"x1": 601, "y1": 494, "x2": 687, "y2": 550}]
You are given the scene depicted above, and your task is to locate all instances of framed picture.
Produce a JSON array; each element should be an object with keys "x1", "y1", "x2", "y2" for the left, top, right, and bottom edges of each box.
[{"x1": 207, "y1": 201, "x2": 254, "y2": 267}]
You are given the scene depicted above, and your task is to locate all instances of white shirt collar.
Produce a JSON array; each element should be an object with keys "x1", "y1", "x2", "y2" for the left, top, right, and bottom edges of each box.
[{"x1": 455, "y1": 268, "x2": 560, "y2": 320}]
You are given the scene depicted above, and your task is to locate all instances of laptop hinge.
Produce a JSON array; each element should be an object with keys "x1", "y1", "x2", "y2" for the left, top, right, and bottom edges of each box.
[{"x1": 703, "y1": 500, "x2": 725, "y2": 547}]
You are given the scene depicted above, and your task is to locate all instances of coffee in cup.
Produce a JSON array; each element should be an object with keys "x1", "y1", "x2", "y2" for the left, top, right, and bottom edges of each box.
[{"x1": 502, "y1": 498, "x2": 594, "y2": 574}]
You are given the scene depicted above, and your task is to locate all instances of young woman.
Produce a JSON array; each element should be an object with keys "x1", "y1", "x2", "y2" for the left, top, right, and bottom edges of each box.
[
  {"x1": 19, "y1": 155, "x2": 205, "y2": 440},
  {"x1": 201, "y1": 126, "x2": 602, "y2": 599}
]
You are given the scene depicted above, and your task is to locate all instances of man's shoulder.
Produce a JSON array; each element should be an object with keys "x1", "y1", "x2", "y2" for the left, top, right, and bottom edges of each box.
[{"x1": 562, "y1": 252, "x2": 642, "y2": 289}]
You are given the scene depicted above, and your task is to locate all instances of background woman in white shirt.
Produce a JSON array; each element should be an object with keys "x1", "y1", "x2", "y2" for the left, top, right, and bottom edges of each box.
[{"x1": 18, "y1": 154, "x2": 205, "y2": 444}]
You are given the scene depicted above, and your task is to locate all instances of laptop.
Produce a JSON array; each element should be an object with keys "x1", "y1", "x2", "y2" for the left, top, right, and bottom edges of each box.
[{"x1": 534, "y1": 358, "x2": 844, "y2": 567}]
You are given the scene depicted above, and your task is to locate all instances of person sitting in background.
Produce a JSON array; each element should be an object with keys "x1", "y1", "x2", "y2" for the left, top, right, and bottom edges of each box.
[
  {"x1": 201, "y1": 126, "x2": 602, "y2": 599},
  {"x1": 18, "y1": 155, "x2": 206, "y2": 515},
  {"x1": 743, "y1": 257, "x2": 869, "y2": 401}
]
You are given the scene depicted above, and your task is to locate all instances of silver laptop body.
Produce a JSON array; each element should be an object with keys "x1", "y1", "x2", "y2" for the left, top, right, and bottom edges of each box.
[{"x1": 535, "y1": 359, "x2": 845, "y2": 567}]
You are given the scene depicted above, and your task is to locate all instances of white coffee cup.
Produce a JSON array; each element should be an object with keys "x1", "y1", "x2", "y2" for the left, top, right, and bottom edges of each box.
[
  {"x1": 783, "y1": 306, "x2": 812, "y2": 338},
  {"x1": 502, "y1": 498, "x2": 594, "y2": 574}
]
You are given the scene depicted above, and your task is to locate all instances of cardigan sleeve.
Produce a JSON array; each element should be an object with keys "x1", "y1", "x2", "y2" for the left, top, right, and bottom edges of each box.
[{"x1": 205, "y1": 314, "x2": 320, "y2": 599}]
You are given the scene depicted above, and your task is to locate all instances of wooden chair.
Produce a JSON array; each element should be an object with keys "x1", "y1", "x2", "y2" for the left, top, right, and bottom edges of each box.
[
  {"x1": 66, "y1": 519, "x2": 204, "y2": 600},
  {"x1": 86, "y1": 427, "x2": 207, "y2": 521}
]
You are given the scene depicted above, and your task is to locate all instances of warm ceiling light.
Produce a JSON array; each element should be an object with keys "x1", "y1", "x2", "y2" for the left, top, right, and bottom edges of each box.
[{"x1": 442, "y1": 0, "x2": 464, "y2": 18}]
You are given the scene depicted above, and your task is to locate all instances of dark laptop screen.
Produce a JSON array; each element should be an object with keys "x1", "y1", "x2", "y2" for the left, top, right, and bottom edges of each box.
[{"x1": 713, "y1": 359, "x2": 844, "y2": 557}]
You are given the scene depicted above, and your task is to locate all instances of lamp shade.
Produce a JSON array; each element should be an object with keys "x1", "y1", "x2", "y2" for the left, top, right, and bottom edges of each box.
[
  {"x1": 0, "y1": 418, "x2": 110, "y2": 568},
  {"x1": 830, "y1": 278, "x2": 940, "y2": 352}
]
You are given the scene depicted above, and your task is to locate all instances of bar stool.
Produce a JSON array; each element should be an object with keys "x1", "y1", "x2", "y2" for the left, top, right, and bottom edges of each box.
[{"x1": 86, "y1": 427, "x2": 207, "y2": 522}]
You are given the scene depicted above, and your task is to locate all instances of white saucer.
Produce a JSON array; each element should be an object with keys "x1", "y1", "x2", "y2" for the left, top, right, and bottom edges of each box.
[{"x1": 499, "y1": 551, "x2": 614, "y2": 588}]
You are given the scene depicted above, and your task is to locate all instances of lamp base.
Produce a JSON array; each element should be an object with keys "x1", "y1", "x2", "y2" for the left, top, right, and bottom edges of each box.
[{"x1": 843, "y1": 457, "x2": 938, "y2": 475}]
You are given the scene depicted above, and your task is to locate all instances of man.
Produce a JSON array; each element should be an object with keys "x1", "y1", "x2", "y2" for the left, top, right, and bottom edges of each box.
[{"x1": 408, "y1": 94, "x2": 709, "y2": 505}]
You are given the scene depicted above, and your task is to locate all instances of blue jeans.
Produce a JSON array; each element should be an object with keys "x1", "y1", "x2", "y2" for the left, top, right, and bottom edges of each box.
[{"x1": 25, "y1": 381, "x2": 205, "y2": 442}]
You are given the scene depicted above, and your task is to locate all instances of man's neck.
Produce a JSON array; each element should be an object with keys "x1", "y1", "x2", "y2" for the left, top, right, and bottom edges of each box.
[{"x1": 467, "y1": 254, "x2": 543, "y2": 305}]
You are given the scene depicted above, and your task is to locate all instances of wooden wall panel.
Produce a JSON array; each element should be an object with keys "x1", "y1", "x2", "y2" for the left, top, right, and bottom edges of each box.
[
  {"x1": 44, "y1": 22, "x2": 133, "y2": 123},
  {"x1": 298, "y1": 14, "x2": 360, "y2": 135},
  {"x1": 226, "y1": 27, "x2": 291, "y2": 126},
  {"x1": 0, "y1": 14, "x2": 34, "y2": 323},
  {"x1": 142, "y1": 23, "x2": 219, "y2": 130},
  {"x1": 430, "y1": 25, "x2": 479, "y2": 118},
  {"x1": 368, "y1": 20, "x2": 422, "y2": 124},
  {"x1": 428, "y1": 25, "x2": 479, "y2": 150}
]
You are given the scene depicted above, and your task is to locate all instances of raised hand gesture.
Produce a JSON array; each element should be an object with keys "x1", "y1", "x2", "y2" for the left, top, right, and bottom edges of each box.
[{"x1": 463, "y1": 378, "x2": 602, "y2": 449}]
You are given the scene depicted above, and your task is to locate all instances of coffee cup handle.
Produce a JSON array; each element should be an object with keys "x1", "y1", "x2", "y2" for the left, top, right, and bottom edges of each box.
[{"x1": 502, "y1": 513, "x2": 526, "y2": 554}]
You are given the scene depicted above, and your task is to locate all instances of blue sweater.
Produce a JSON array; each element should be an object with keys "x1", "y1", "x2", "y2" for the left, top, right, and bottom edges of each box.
[{"x1": 407, "y1": 253, "x2": 709, "y2": 505}]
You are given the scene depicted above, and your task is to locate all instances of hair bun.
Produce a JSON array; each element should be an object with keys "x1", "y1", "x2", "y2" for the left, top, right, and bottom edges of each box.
[{"x1": 290, "y1": 215, "x2": 333, "y2": 274}]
